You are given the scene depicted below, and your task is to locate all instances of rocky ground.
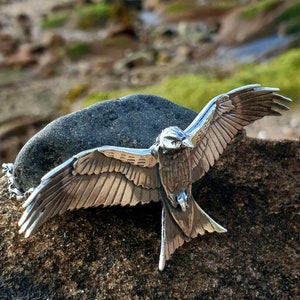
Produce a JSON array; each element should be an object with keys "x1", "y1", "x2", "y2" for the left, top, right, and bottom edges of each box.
[
  {"x1": 0, "y1": 135, "x2": 299, "y2": 299},
  {"x1": 0, "y1": 0, "x2": 299, "y2": 299}
]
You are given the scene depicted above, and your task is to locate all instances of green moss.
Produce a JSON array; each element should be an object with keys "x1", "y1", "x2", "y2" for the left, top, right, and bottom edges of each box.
[
  {"x1": 235, "y1": 49, "x2": 300, "y2": 101},
  {"x1": 277, "y1": 2, "x2": 300, "y2": 34},
  {"x1": 84, "y1": 50, "x2": 300, "y2": 111},
  {"x1": 66, "y1": 42, "x2": 90, "y2": 60},
  {"x1": 241, "y1": 0, "x2": 280, "y2": 19},
  {"x1": 76, "y1": 2, "x2": 109, "y2": 16},
  {"x1": 76, "y1": 3, "x2": 110, "y2": 29},
  {"x1": 282, "y1": 19, "x2": 300, "y2": 34},
  {"x1": 164, "y1": 1, "x2": 235, "y2": 14},
  {"x1": 66, "y1": 84, "x2": 90, "y2": 101},
  {"x1": 212, "y1": 1, "x2": 243, "y2": 8},
  {"x1": 165, "y1": 2, "x2": 191, "y2": 14},
  {"x1": 42, "y1": 11, "x2": 70, "y2": 29},
  {"x1": 42, "y1": 3, "x2": 110, "y2": 30},
  {"x1": 278, "y1": 2, "x2": 300, "y2": 21}
]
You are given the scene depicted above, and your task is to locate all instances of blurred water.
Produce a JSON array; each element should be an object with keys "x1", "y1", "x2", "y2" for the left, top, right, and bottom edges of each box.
[
  {"x1": 138, "y1": 10, "x2": 162, "y2": 26},
  {"x1": 217, "y1": 35, "x2": 294, "y2": 63}
]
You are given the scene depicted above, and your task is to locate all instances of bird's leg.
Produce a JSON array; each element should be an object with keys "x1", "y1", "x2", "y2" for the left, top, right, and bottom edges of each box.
[
  {"x1": 158, "y1": 188, "x2": 227, "y2": 270},
  {"x1": 177, "y1": 191, "x2": 188, "y2": 212}
]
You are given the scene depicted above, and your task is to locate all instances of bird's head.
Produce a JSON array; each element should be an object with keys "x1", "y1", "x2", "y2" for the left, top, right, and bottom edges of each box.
[{"x1": 151, "y1": 126, "x2": 194, "y2": 156}]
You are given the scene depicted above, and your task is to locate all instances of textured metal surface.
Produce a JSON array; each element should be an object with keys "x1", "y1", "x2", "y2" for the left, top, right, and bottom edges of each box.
[{"x1": 16, "y1": 84, "x2": 291, "y2": 270}]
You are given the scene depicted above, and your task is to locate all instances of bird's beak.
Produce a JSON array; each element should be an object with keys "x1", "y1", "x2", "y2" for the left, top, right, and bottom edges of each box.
[
  {"x1": 150, "y1": 144, "x2": 159, "y2": 158},
  {"x1": 182, "y1": 138, "x2": 194, "y2": 148}
]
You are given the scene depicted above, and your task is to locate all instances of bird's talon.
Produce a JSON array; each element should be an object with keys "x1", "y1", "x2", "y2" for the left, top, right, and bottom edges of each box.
[{"x1": 177, "y1": 192, "x2": 188, "y2": 212}]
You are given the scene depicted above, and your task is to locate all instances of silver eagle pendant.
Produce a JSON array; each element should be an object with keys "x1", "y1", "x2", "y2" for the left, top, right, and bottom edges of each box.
[{"x1": 6, "y1": 84, "x2": 291, "y2": 270}]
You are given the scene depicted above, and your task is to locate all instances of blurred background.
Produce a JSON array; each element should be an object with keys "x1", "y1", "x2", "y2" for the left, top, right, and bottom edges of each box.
[{"x1": 1, "y1": 0, "x2": 300, "y2": 166}]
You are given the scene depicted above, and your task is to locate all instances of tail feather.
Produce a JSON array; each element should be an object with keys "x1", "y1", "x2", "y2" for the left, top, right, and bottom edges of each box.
[
  {"x1": 190, "y1": 201, "x2": 227, "y2": 238},
  {"x1": 159, "y1": 206, "x2": 186, "y2": 271},
  {"x1": 158, "y1": 196, "x2": 226, "y2": 271}
]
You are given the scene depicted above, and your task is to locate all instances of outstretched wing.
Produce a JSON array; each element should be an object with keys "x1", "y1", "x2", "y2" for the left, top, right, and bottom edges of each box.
[
  {"x1": 19, "y1": 146, "x2": 160, "y2": 238},
  {"x1": 184, "y1": 84, "x2": 291, "y2": 181}
]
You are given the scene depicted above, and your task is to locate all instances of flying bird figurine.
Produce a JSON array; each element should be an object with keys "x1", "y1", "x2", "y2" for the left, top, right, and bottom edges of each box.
[{"x1": 10, "y1": 84, "x2": 290, "y2": 270}]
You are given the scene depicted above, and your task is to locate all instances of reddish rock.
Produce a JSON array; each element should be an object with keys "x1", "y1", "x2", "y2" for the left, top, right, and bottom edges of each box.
[
  {"x1": 5, "y1": 44, "x2": 38, "y2": 69},
  {"x1": 0, "y1": 32, "x2": 18, "y2": 55}
]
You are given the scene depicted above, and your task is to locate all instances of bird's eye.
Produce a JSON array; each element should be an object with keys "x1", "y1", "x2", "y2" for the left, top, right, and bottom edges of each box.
[{"x1": 167, "y1": 136, "x2": 177, "y2": 141}]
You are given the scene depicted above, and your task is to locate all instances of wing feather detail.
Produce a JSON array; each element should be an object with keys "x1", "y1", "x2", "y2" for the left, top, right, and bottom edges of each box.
[
  {"x1": 184, "y1": 84, "x2": 291, "y2": 182},
  {"x1": 19, "y1": 146, "x2": 160, "y2": 237}
]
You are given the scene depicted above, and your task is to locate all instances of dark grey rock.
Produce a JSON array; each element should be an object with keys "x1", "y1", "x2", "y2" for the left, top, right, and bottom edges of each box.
[{"x1": 13, "y1": 94, "x2": 197, "y2": 192}]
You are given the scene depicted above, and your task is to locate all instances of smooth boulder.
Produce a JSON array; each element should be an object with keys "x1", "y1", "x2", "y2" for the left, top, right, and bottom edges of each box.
[{"x1": 13, "y1": 94, "x2": 197, "y2": 192}]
